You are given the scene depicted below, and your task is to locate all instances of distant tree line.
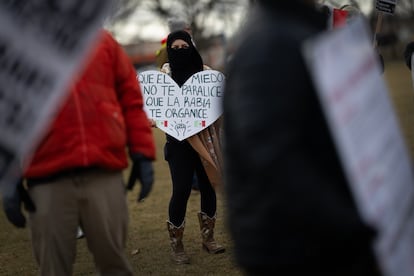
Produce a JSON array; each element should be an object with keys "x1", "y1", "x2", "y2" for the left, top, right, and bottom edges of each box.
[{"x1": 107, "y1": 0, "x2": 248, "y2": 50}]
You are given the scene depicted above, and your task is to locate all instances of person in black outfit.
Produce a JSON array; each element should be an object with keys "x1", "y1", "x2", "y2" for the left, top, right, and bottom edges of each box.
[
  {"x1": 222, "y1": 0, "x2": 382, "y2": 275},
  {"x1": 161, "y1": 30, "x2": 225, "y2": 265}
]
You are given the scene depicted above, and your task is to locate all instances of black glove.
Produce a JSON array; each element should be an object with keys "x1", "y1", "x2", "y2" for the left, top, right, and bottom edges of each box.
[
  {"x1": 126, "y1": 153, "x2": 154, "y2": 202},
  {"x1": 404, "y1": 41, "x2": 414, "y2": 70},
  {"x1": 2, "y1": 178, "x2": 36, "y2": 228}
]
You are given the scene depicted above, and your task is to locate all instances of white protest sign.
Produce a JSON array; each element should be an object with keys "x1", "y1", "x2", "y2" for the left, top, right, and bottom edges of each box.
[
  {"x1": 0, "y1": 1, "x2": 113, "y2": 192},
  {"x1": 303, "y1": 17, "x2": 414, "y2": 276},
  {"x1": 376, "y1": 0, "x2": 398, "y2": 14},
  {"x1": 137, "y1": 70, "x2": 225, "y2": 141}
]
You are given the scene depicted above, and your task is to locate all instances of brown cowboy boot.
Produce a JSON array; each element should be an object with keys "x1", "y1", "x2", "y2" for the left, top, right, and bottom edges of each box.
[
  {"x1": 197, "y1": 212, "x2": 225, "y2": 254},
  {"x1": 166, "y1": 221, "x2": 190, "y2": 264}
]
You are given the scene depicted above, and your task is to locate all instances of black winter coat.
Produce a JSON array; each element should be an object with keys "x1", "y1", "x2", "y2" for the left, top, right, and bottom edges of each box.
[{"x1": 223, "y1": 1, "x2": 380, "y2": 275}]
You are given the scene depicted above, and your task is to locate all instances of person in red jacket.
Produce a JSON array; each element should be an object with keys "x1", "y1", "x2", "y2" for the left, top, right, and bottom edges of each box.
[{"x1": 2, "y1": 29, "x2": 156, "y2": 275}]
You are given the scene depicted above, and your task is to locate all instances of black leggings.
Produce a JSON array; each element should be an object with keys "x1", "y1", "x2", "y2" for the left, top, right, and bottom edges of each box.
[{"x1": 164, "y1": 139, "x2": 217, "y2": 226}]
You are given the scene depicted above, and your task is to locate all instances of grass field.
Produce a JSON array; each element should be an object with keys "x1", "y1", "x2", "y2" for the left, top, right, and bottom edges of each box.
[{"x1": 0, "y1": 60, "x2": 413, "y2": 275}]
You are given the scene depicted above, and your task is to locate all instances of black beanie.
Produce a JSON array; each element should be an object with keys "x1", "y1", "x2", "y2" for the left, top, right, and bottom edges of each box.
[{"x1": 167, "y1": 30, "x2": 193, "y2": 49}]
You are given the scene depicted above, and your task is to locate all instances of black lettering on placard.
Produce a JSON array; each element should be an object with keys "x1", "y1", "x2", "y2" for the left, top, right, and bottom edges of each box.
[
  {"x1": 191, "y1": 72, "x2": 224, "y2": 84},
  {"x1": 140, "y1": 73, "x2": 172, "y2": 85},
  {"x1": 0, "y1": 88, "x2": 35, "y2": 134},
  {"x1": 143, "y1": 85, "x2": 157, "y2": 95},
  {"x1": 375, "y1": 1, "x2": 396, "y2": 14},
  {"x1": 183, "y1": 97, "x2": 211, "y2": 108},
  {"x1": 145, "y1": 96, "x2": 163, "y2": 106},
  {"x1": 165, "y1": 108, "x2": 207, "y2": 119},
  {"x1": 181, "y1": 84, "x2": 222, "y2": 97},
  {"x1": 157, "y1": 73, "x2": 172, "y2": 84},
  {"x1": 148, "y1": 109, "x2": 161, "y2": 118},
  {"x1": 1, "y1": 0, "x2": 105, "y2": 53},
  {"x1": 0, "y1": 39, "x2": 54, "y2": 92},
  {"x1": 0, "y1": 39, "x2": 56, "y2": 134},
  {"x1": 162, "y1": 85, "x2": 175, "y2": 96},
  {"x1": 139, "y1": 74, "x2": 155, "y2": 84},
  {"x1": 167, "y1": 97, "x2": 180, "y2": 107}
]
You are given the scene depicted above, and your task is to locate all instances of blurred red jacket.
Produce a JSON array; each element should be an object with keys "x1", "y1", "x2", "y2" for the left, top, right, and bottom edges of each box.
[{"x1": 24, "y1": 30, "x2": 155, "y2": 178}]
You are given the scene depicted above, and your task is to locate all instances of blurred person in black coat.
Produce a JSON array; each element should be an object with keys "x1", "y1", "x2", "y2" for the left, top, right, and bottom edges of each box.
[{"x1": 222, "y1": 0, "x2": 381, "y2": 275}]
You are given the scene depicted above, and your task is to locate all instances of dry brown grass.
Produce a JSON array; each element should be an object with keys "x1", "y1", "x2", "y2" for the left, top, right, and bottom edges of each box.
[
  {"x1": 1, "y1": 60, "x2": 414, "y2": 275},
  {"x1": 383, "y1": 60, "x2": 414, "y2": 156}
]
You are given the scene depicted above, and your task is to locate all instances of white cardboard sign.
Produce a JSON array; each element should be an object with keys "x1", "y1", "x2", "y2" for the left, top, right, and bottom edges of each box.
[
  {"x1": 0, "y1": 1, "x2": 112, "y2": 193},
  {"x1": 137, "y1": 70, "x2": 225, "y2": 141},
  {"x1": 303, "y1": 17, "x2": 414, "y2": 276}
]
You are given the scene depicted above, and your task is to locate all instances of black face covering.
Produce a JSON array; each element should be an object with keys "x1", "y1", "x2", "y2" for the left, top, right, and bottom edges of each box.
[
  {"x1": 169, "y1": 47, "x2": 193, "y2": 69},
  {"x1": 167, "y1": 30, "x2": 203, "y2": 87}
]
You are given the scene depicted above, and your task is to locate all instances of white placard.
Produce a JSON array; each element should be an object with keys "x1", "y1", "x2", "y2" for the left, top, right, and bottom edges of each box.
[
  {"x1": 0, "y1": 2, "x2": 113, "y2": 193},
  {"x1": 137, "y1": 70, "x2": 225, "y2": 141},
  {"x1": 376, "y1": 0, "x2": 398, "y2": 14},
  {"x1": 303, "y1": 17, "x2": 414, "y2": 276}
]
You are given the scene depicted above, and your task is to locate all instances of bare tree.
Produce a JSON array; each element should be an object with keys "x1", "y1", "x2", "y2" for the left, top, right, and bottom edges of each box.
[{"x1": 106, "y1": 0, "x2": 249, "y2": 48}]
